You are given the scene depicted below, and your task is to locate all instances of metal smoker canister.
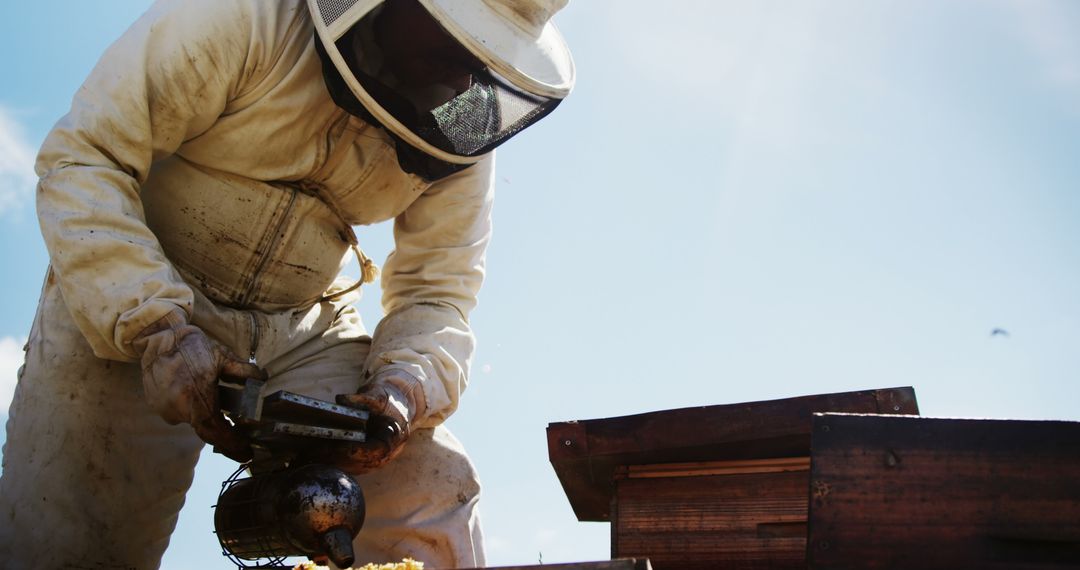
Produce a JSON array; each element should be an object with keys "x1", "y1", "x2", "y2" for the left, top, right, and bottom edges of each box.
[{"x1": 215, "y1": 463, "x2": 366, "y2": 569}]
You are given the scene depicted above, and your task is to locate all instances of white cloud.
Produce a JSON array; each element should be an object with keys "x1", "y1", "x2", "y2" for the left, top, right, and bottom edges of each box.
[
  {"x1": 0, "y1": 336, "x2": 27, "y2": 416},
  {"x1": 0, "y1": 105, "x2": 38, "y2": 215}
]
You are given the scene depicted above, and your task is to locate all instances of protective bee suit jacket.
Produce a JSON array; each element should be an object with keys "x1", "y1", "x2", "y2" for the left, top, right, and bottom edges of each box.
[
  {"x1": 0, "y1": 0, "x2": 492, "y2": 566},
  {"x1": 38, "y1": 0, "x2": 493, "y2": 429}
]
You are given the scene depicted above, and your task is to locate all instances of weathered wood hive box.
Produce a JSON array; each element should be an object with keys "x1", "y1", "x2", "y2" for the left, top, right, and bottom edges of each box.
[
  {"x1": 807, "y1": 413, "x2": 1080, "y2": 569},
  {"x1": 547, "y1": 387, "x2": 919, "y2": 570},
  {"x1": 455, "y1": 560, "x2": 652, "y2": 570}
]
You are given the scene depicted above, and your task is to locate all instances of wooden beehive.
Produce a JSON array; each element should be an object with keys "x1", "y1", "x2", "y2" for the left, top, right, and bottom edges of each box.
[
  {"x1": 454, "y1": 560, "x2": 652, "y2": 570},
  {"x1": 807, "y1": 413, "x2": 1080, "y2": 569},
  {"x1": 547, "y1": 387, "x2": 919, "y2": 570}
]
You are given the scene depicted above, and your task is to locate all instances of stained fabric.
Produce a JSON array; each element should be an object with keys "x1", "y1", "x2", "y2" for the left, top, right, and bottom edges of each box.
[
  {"x1": 3, "y1": 0, "x2": 492, "y2": 563},
  {"x1": 0, "y1": 276, "x2": 484, "y2": 568}
]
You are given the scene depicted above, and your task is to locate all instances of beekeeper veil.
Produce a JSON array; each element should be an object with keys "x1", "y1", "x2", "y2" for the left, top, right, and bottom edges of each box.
[{"x1": 309, "y1": 0, "x2": 575, "y2": 180}]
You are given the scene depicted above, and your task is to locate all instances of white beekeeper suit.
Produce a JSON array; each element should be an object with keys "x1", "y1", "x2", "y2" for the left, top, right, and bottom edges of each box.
[{"x1": 0, "y1": 0, "x2": 573, "y2": 567}]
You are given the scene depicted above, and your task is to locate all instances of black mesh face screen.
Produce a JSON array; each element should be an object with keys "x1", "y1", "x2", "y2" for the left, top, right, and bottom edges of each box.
[
  {"x1": 416, "y1": 74, "x2": 560, "y2": 156},
  {"x1": 419, "y1": 81, "x2": 500, "y2": 156},
  {"x1": 332, "y1": 7, "x2": 562, "y2": 160},
  {"x1": 315, "y1": 0, "x2": 360, "y2": 27},
  {"x1": 315, "y1": 34, "x2": 473, "y2": 181}
]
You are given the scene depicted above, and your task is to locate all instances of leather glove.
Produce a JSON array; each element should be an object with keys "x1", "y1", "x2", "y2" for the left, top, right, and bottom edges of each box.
[
  {"x1": 331, "y1": 379, "x2": 422, "y2": 473},
  {"x1": 132, "y1": 307, "x2": 266, "y2": 462}
]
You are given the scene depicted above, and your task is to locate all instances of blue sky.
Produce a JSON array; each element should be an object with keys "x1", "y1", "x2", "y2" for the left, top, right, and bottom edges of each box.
[{"x1": 2, "y1": 0, "x2": 1079, "y2": 567}]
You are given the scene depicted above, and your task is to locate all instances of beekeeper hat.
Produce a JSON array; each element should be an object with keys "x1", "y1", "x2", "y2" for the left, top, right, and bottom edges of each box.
[{"x1": 308, "y1": 0, "x2": 575, "y2": 165}]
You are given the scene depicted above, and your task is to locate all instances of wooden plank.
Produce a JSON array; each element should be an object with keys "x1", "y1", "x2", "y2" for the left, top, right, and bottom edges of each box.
[
  {"x1": 548, "y1": 387, "x2": 918, "y2": 521},
  {"x1": 807, "y1": 413, "x2": 1080, "y2": 569},
  {"x1": 459, "y1": 559, "x2": 652, "y2": 570},
  {"x1": 623, "y1": 457, "x2": 810, "y2": 479},
  {"x1": 613, "y1": 470, "x2": 809, "y2": 569}
]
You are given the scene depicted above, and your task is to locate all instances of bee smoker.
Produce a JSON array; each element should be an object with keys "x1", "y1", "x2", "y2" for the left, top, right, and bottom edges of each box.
[
  {"x1": 214, "y1": 379, "x2": 370, "y2": 569},
  {"x1": 215, "y1": 463, "x2": 365, "y2": 568}
]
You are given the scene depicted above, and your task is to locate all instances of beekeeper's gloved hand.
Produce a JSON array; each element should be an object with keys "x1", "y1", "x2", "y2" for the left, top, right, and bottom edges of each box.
[
  {"x1": 332, "y1": 377, "x2": 422, "y2": 473},
  {"x1": 132, "y1": 307, "x2": 266, "y2": 463}
]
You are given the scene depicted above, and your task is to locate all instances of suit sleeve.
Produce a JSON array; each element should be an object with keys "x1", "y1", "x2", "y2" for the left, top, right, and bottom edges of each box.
[
  {"x1": 35, "y1": 0, "x2": 270, "y2": 361},
  {"x1": 365, "y1": 155, "x2": 495, "y2": 429}
]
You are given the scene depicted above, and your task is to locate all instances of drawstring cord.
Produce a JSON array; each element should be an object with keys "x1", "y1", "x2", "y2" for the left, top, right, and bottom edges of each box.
[{"x1": 297, "y1": 181, "x2": 379, "y2": 303}]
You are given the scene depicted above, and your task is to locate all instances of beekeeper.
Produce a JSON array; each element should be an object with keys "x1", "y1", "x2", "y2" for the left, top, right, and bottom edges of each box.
[{"x1": 0, "y1": 0, "x2": 573, "y2": 567}]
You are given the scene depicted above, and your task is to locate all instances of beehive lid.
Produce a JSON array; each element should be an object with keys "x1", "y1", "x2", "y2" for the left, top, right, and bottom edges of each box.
[{"x1": 546, "y1": 387, "x2": 918, "y2": 521}]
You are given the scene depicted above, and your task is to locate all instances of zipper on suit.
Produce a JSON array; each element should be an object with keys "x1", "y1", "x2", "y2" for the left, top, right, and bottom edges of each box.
[
  {"x1": 237, "y1": 187, "x2": 299, "y2": 307},
  {"x1": 247, "y1": 312, "x2": 260, "y2": 365}
]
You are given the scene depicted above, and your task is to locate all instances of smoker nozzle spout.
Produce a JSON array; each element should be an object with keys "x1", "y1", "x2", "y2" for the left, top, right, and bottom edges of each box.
[{"x1": 320, "y1": 526, "x2": 357, "y2": 569}]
